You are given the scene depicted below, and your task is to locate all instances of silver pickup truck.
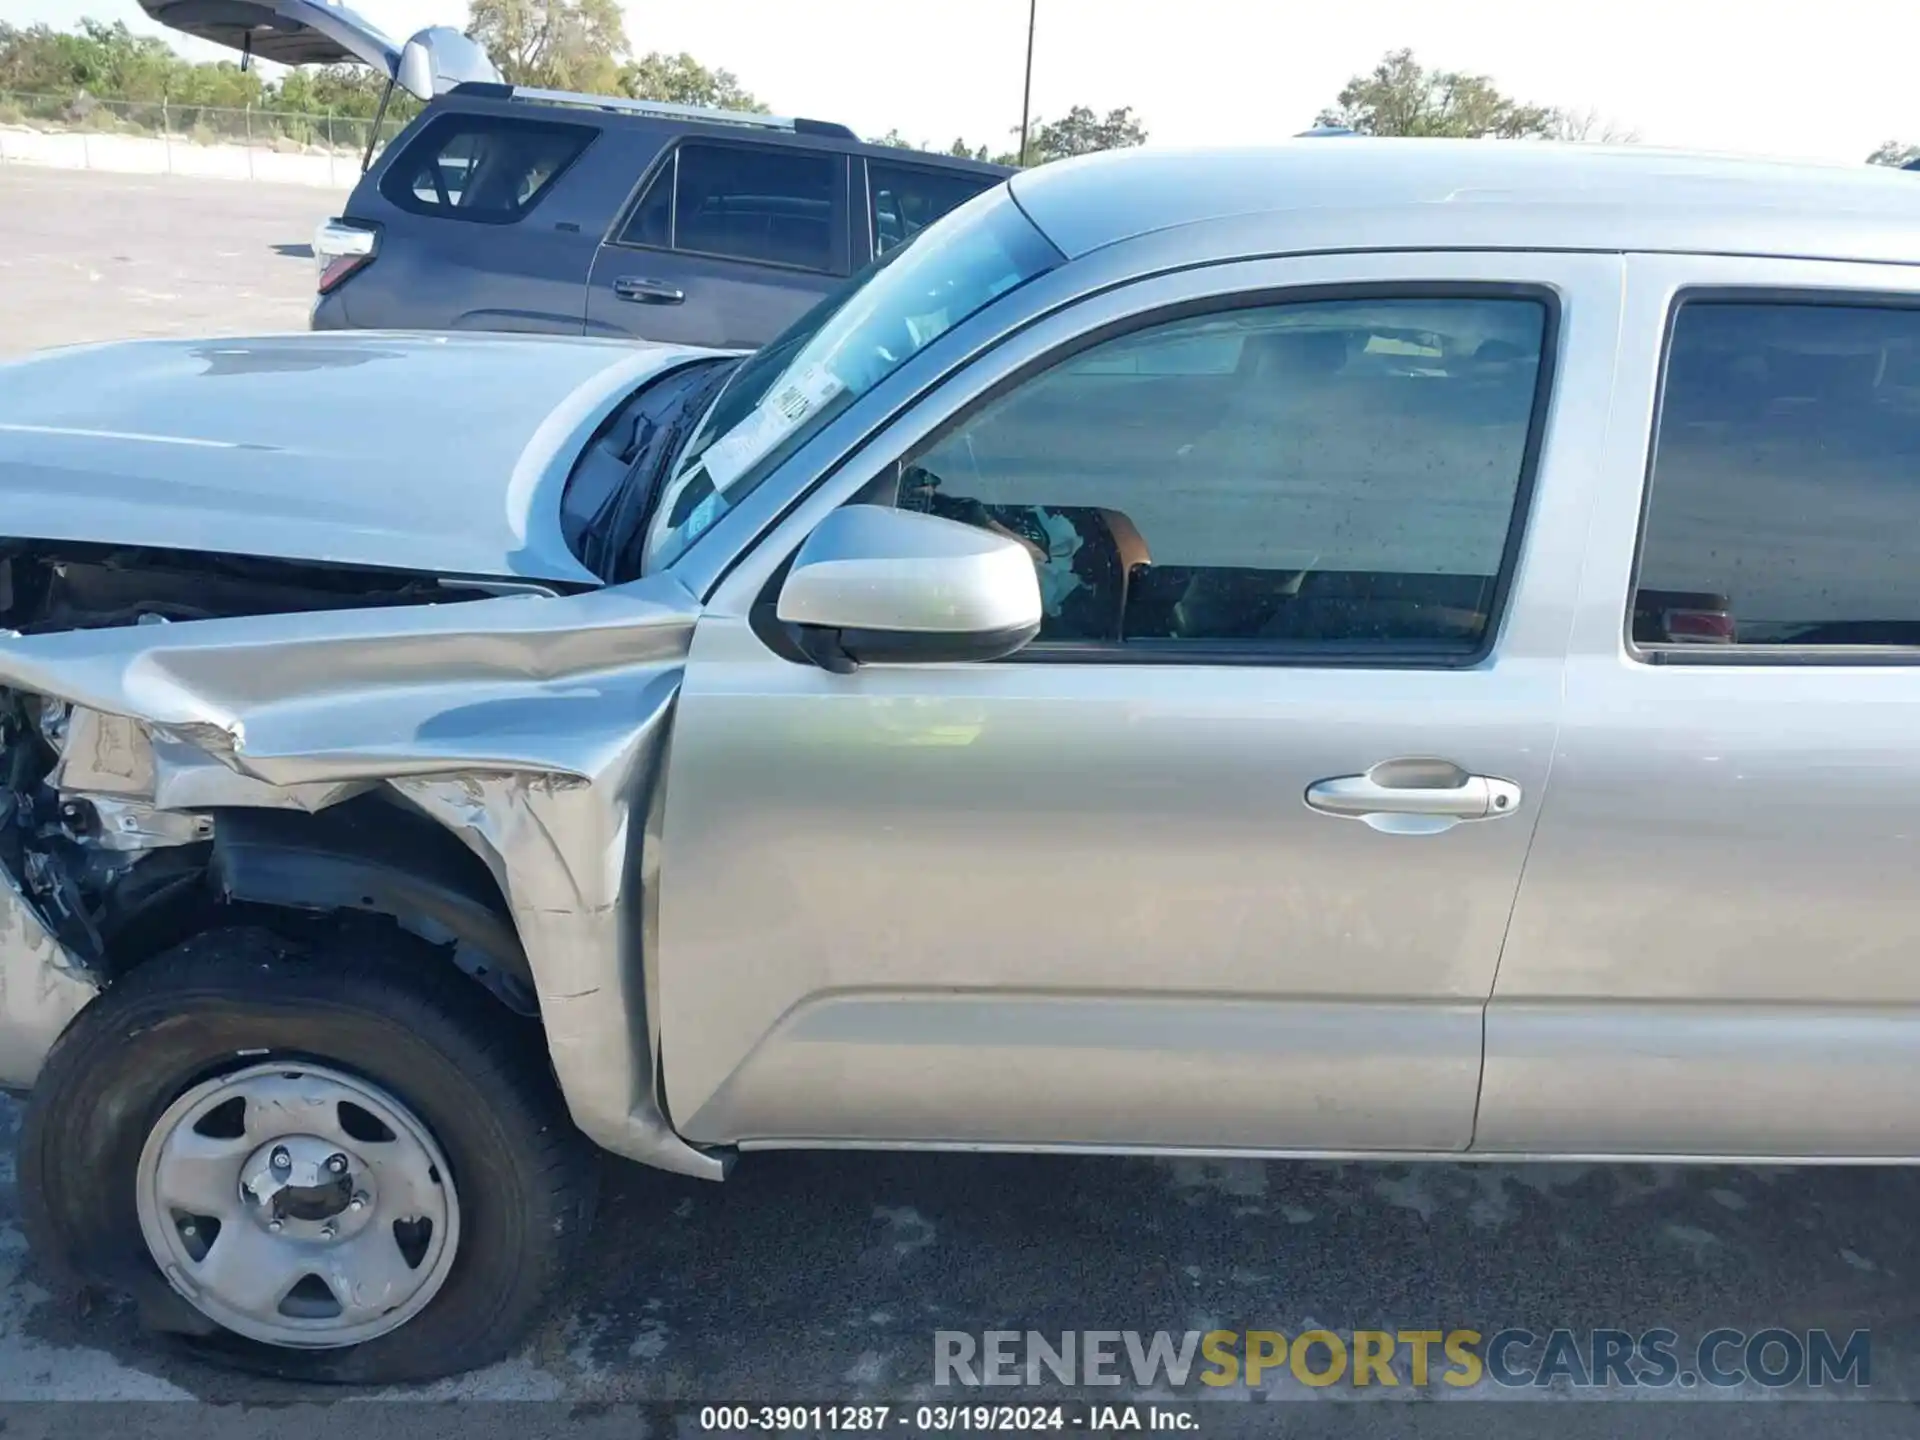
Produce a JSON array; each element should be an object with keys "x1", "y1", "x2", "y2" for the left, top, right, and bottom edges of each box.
[{"x1": 1, "y1": 140, "x2": 1918, "y2": 1383}]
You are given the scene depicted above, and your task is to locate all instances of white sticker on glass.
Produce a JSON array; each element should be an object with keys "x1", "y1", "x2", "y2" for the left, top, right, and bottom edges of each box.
[{"x1": 700, "y1": 363, "x2": 847, "y2": 494}]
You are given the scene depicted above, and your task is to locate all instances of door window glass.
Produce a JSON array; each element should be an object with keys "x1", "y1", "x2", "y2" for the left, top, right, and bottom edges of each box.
[
  {"x1": 1635, "y1": 301, "x2": 1920, "y2": 650},
  {"x1": 869, "y1": 160, "x2": 999, "y2": 257},
  {"x1": 381, "y1": 114, "x2": 593, "y2": 222},
  {"x1": 623, "y1": 157, "x2": 673, "y2": 248},
  {"x1": 659, "y1": 143, "x2": 840, "y2": 272},
  {"x1": 898, "y1": 295, "x2": 1551, "y2": 655}
]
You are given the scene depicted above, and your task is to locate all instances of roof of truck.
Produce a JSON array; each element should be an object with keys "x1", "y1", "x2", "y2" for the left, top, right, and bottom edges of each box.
[{"x1": 1011, "y1": 139, "x2": 1920, "y2": 266}]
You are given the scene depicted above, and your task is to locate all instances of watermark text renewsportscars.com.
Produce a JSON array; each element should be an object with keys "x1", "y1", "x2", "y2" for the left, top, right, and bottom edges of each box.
[{"x1": 933, "y1": 1327, "x2": 1871, "y2": 1392}]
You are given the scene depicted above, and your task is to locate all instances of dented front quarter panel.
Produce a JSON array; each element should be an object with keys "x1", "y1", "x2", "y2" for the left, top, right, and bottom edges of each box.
[{"x1": 0, "y1": 577, "x2": 726, "y2": 1179}]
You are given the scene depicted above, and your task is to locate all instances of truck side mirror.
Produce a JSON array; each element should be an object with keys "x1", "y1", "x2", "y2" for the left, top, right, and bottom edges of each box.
[{"x1": 776, "y1": 505, "x2": 1042, "y2": 672}]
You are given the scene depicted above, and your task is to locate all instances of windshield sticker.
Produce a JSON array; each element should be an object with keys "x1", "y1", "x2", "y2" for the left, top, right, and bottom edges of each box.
[{"x1": 701, "y1": 363, "x2": 846, "y2": 494}]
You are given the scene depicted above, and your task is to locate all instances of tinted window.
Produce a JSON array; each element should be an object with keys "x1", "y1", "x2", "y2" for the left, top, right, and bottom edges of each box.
[
  {"x1": 667, "y1": 143, "x2": 840, "y2": 271},
  {"x1": 624, "y1": 158, "x2": 672, "y2": 248},
  {"x1": 1635, "y1": 302, "x2": 1920, "y2": 649},
  {"x1": 898, "y1": 296, "x2": 1549, "y2": 655},
  {"x1": 382, "y1": 114, "x2": 592, "y2": 223},
  {"x1": 869, "y1": 160, "x2": 997, "y2": 257}
]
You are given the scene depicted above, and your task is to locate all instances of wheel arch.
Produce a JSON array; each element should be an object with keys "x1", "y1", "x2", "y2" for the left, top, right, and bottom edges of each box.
[{"x1": 205, "y1": 792, "x2": 537, "y2": 1014}]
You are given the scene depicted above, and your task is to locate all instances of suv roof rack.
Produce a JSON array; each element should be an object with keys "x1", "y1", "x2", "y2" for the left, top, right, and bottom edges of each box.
[{"x1": 451, "y1": 81, "x2": 858, "y2": 140}]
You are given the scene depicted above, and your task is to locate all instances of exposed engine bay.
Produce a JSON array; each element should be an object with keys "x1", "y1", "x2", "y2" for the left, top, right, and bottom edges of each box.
[{"x1": 0, "y1": 542, "x2": 553, "y2": 990}]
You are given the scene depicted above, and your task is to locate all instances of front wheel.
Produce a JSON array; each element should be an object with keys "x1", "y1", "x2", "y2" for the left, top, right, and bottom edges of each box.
[{"x1": 21, "y1": 925, "x2": 597, "y2": 1384}]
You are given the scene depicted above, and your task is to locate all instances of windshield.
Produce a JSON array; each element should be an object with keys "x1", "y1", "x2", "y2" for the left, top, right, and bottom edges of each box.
[{"x1": 641, "y1": 185, "x2": 1064, "y2": 572}]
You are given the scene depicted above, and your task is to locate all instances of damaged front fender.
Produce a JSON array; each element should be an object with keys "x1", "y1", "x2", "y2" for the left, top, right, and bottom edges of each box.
[
  {"x1": 0, "y1": 861, "x2": 100, "y2": 1091},
  {"x1": 0, "y1": 577, "x2": 726, "y2": 1180}
]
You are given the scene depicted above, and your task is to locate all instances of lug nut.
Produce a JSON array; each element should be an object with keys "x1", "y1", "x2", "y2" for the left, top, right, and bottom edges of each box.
[
  {"x1": 267, "y1": 1219, "x2": 283, "y2": 1233},
  {"x1": 181, "y1": 1223, "x2": 197, "y2": 1238},
  {"x1": 326, "y1": 1153, "x2": 349, "y2": 1176},
  {"x1": 348, "y1": 1192, "x2": 368, "y2": 1212},
  {"x1": 320, "y1": 1222, "x2": 337, "y2": 1239},
  {"x1": 270, "y1": 1147, "x2": 290, "y2": 1170}
]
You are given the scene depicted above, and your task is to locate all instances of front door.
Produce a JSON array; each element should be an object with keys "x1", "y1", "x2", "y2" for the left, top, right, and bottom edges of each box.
[{"x1": 657, "y1": 251, "x2": 1623, "y2": 1154}]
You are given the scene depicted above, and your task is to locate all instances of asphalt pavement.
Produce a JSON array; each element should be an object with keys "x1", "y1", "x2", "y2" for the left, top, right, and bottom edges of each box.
[
  {"x1": 0, "y1": 164, "x2": 1918, "y2": 1432},
  {"x1": 0, "y1": 166, "x2": 335, "y2": 357}
]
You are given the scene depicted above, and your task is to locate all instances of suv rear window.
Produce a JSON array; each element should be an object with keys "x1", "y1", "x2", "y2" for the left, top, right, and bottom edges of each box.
[
  {"x1": 620, "y1": 142, "x2": 844, "y2": 273},
  {"x1": 382, "y1": 113, "x2": 595, "y2": 223}
]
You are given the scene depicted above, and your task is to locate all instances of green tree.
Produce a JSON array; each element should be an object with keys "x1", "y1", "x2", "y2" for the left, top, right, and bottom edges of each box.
[
  {"x1": 1317, "y1": 48, "x2": 1556, "y2": 138},
  {"x1": 869, "y1": 130, "x2": 993, "y2": 161},
  {"x1": 1868, "y1": 140, "x2": 1920, "y2": 167},
  {"x1": 0, "y1": 18, "x2": 262, "y2": 105},
  {"x1": 1013, "y1": 104, "x2": 1148, "y2": 165},
  {"x1": 274, "y1": 63, "x2": 411, "y2": 120},
  {"x1": 619, "y1": 51, "x2": 765, "y2": 111},
  {"x1": 466, "y1": 0, "x2": 627, "y2": 93}
]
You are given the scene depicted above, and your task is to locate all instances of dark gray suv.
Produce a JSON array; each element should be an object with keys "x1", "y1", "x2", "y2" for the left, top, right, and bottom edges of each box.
[
  {"x1": 311, "y1": 85, "x2": 1013, "y2": 348},
  {"x1": 137, "y1": 0, "x2": 1009, "y2": 349}
]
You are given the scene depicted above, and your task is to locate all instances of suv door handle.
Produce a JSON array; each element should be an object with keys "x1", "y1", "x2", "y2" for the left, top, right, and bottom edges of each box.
[
  {"x1": 1306, "y1": 763, "x2": 1522, "y2": 834},
  {"x1": 613, "y1": 276, "x2": 685, "y2": 304}
]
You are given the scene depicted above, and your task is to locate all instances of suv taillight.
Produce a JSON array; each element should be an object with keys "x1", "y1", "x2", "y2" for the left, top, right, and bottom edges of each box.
[{"x1": 314, "y1": 219, "x2": 378, "y2": 295}]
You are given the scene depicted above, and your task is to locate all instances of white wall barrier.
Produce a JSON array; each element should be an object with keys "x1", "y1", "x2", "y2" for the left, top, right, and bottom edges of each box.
[{"x1": 1, "y1": 122, "x2": 363, "y2": 190}]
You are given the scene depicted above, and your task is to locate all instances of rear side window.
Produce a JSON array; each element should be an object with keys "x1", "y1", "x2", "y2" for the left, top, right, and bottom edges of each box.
[
  {"x1": 381, "y1": 113, "x2": 594, "y2": 223},
  {"x1": 1634, "y1": 300, "x2": 1920, "y2": 652},
  {"x1": 619, "y1": 142, "x2": 843, "y2": 273},
  {"x1": 869, "y1": 159, "x2": 998, "y2": 257}
]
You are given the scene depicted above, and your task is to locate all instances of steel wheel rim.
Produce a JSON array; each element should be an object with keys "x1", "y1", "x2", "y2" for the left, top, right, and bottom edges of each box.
[{"x1": 135, "y1": 1060, "x2": 461, "y2": 1349}]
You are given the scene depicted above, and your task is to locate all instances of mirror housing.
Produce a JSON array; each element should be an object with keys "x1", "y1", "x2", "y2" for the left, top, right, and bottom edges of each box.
[{"x1": 776, "y1": 505, "x2": 1042, "y2": 671}]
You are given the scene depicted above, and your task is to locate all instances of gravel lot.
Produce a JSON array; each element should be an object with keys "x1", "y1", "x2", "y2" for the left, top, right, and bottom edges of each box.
[{"x1": 0, "y1": 166, "x2": 1917, "y2": 1433}]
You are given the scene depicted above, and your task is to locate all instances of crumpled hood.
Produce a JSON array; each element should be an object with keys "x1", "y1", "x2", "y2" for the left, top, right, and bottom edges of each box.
[{"x1": 0, "y1": 332, "x2": 716, "y2": 585}]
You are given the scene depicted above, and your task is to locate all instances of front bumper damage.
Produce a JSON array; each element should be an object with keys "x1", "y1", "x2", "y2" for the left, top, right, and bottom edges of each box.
[{"x1": 0, "y1": 577, "x2": 725, "y2": 1180}]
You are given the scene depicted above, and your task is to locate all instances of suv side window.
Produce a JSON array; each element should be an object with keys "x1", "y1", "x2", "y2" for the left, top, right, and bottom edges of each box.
[
  {"x1": 896, "y1": 293, "x2": 1551, "y2": 658},
  {"x1": 381, "y1": 113, "x2": 594, "y2": 223},
  {"x1": 622, "y1": 142, "x2": 843, "y2": 273},
  {"x1": 1634, "y1": 300, "x2": 1920, "y2": 652},
  {"x1": 868, "y1": 159, "x2": 998, "y2": 256}
]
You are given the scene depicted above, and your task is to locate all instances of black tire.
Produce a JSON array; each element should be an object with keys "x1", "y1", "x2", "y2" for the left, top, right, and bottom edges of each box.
[{"x1": 20, "y1": 923, "x2": 598, "y2": 1385}]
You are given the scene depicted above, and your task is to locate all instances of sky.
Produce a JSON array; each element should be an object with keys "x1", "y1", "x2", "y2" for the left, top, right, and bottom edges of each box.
[{"x1": 15, "y1": 0, "x2": 1920, "y2": 165}]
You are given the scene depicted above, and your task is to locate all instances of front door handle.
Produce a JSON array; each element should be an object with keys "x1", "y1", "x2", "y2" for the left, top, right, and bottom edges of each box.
[
  {"x1": 613, "y1": 276, "x2": 685, "y2": 304},
  {"x1": 1306, "y1": 760, "x2": 1521, "y2": 835}
]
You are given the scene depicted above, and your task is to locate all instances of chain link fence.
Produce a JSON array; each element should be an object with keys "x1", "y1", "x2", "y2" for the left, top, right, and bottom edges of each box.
[{"x1": 0, "y1": 90, "x2": 411, "y2": 188}]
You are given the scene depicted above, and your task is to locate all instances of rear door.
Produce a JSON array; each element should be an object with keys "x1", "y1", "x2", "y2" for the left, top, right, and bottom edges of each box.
[
  {"x1": 585, "y1": 138, "x2": 850, "y2": 347},
  {"x1": 1481, "y1": 254, "x2": 1920, "y2": 1157}
]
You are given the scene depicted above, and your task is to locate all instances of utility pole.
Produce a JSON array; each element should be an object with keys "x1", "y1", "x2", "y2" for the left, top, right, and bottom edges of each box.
[{"x1": 1018, "y1": 0, "x2": 1037, "y2": 166}]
